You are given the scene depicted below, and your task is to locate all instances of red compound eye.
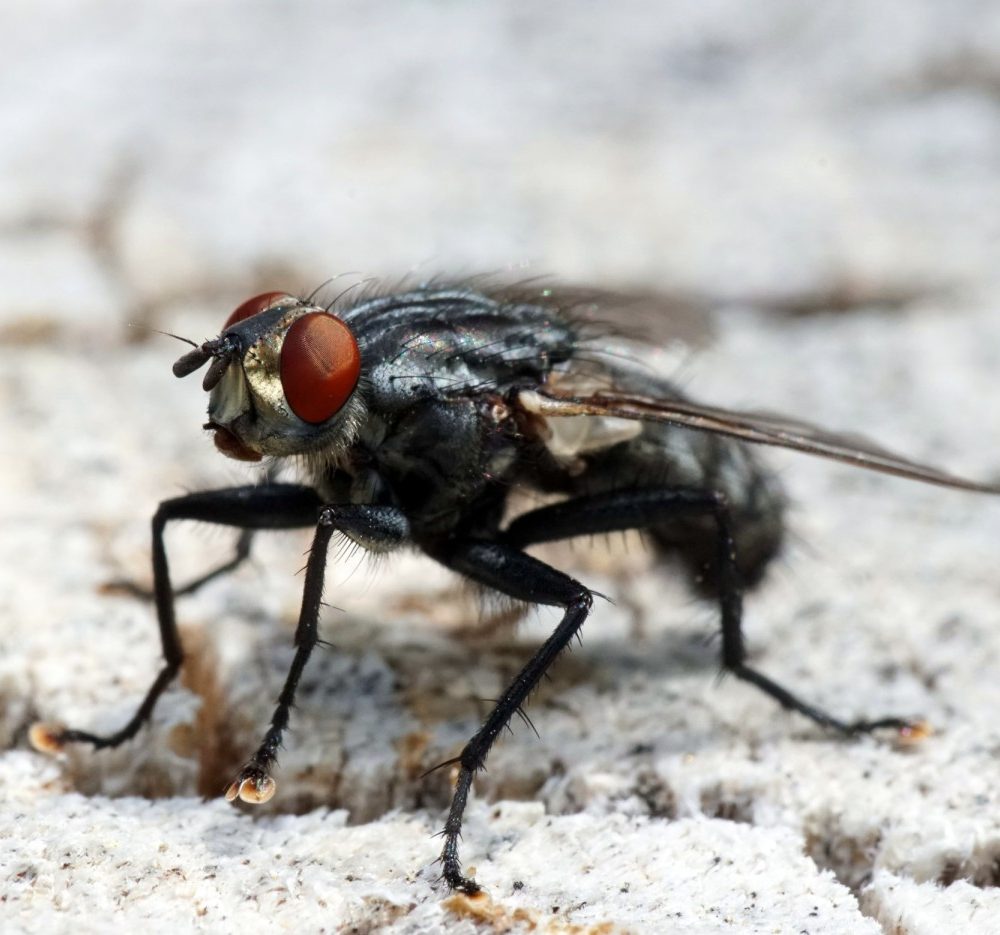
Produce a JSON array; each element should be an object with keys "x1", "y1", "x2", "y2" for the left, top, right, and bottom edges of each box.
[
  {"x1": 223, "y1": 292, "x2": 290, "y2": 330},
  {"x1": 280, "y1": 313, "x2": 361, "y2": 424}
]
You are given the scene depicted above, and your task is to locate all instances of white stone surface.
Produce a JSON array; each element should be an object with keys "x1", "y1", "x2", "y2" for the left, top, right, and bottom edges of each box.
[{"x1": 3, "y1": 2, "x2": 1000, "y2": 932}]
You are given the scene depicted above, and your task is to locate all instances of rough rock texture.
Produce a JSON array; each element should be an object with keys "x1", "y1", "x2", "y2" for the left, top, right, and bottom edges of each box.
[{"x1": 3, "y1": 2, "x2": 1000, "y2": 933}]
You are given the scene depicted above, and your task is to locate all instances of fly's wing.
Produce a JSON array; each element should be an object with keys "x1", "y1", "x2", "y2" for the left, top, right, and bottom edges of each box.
[
  {"x1": 550, "y1": 285, "x2": 715, "y2": 349},
  {"x1": 518, "y1": 388, "x2": 1000, "y2": 495}
]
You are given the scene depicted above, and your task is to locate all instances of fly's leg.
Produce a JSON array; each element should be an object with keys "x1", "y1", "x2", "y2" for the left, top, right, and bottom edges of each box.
[
  {"x1": 174, "y1": 528, "x2": 255, "y2": 596},
  {"x1": 430, "y1": 539, "x2": 593, "y2": 893},
  {"x1": 505, "y1": 487, "x2": 915, "y2": 735},
  {"x1": 105, "y1": 467, "x2": 285, "y2": 599},
  {"x1": 106, "y1": 528, "x2": 256, "y2": 599},
  {"x1": 226, "y1": 504, "x2": 410, "y2": 805},
  {"x1": 30, "y1": 484, "x2": 322, "y2": 755}
]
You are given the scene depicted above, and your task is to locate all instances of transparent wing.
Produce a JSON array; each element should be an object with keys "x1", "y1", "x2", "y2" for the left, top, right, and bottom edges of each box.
[
  {"x1": 519, "y1": 387, "x2": 1000, "y2": 495},
  {"x1": 552, "y1": 285, "x2": 716, "y2": 349}
]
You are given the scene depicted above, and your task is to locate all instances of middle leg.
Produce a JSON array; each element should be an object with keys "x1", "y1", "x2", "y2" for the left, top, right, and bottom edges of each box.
[{"x1": 430, "y1": 538, "x2": 593, "y2": 892}]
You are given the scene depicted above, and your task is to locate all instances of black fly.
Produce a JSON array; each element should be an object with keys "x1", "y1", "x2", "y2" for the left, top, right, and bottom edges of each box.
[{"x1": 31, "y1": 284, "x2": 1000, "y2": 893}]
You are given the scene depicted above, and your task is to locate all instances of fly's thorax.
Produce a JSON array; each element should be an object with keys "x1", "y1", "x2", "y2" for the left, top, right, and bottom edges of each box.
[{"x1": 174, "y1": 293, "x2": 366, "y2": 462}]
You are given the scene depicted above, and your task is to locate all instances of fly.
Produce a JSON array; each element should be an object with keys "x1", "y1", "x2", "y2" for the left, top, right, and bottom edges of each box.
[{"x1": 30, "y1": 284, "x2": 1000, "y2": 893}]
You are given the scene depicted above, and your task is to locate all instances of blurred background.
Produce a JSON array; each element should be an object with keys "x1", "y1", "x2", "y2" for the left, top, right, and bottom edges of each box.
[
  {"x1": 3, "y1": 0, "x2": 999, "y2": 342},
  {"x1": 4, "y1": 3, "x2": 1000, "y2": 929}
]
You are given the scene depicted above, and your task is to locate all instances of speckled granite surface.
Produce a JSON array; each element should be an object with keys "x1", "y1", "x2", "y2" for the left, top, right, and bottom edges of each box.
[{"x1": 3, "y1": 3, "x2": 1000, "y2": 932}]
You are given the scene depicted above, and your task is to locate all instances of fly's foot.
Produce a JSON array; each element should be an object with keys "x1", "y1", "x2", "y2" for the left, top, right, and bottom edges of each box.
[
  {"x1": 442, "y1": 860, "x2": 481, "y2": 895},
  {"x1": 843, "y1": 715, "x2": 928, "y2": 739},
  {"x1": 29, "y1": 721, "x2": 122, "y2": 752},
  {"x1": 833, "y1": 716, "x2": 931, "y2": 751},
  {"x1": 100, "y1": 577, "x2": 153, "y2": 600},
  {"x1": 28, "y1": 722, "x2": 68, "y2": 754},
  {"x1": 732, "y1": 664, "x2": 929, "y2": 742},
  {"x1": 893, "y1": 719, "x2": 932, "y2": 748},
  {"x1": 440, "y1": 821, "x2": 481, "y2": 894},
  {"x1": 225, "y1": 765, "x2": 277, "y2": 805}
]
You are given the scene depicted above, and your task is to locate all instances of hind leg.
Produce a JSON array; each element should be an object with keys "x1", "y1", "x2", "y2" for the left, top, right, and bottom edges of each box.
[{"x1": 505, "y1": 487, "x2": 915, "y2": 734}]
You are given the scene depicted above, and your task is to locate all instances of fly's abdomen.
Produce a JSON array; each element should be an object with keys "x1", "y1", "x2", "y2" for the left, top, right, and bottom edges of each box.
[
  {"x1": 574, "y1": 423, "x2": 785, "y2": 594},
  {"x1": 563, "y1": 372, "x2": 787, "y2": 596},
  {"x1": 649, "y1": 427, "x2": 786, "y2": 595}
]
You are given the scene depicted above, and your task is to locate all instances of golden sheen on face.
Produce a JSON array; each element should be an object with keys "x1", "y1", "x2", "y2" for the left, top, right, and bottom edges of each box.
[{"x1": 205, "y1": 293, "x2": 362, "y2": 460}]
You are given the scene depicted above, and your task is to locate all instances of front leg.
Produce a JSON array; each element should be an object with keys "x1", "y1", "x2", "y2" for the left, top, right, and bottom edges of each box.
[
  {"x1": 225, "y1": 503, "x2": 410, "y2": 805},
  {"x1": 30, "y1": 484, "x2": 322, "y2": 755}
]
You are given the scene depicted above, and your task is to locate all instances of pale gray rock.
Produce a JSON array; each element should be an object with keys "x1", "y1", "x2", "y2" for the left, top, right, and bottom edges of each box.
[{"x1": 2, "y1": 2, "x2": 1000, "y2": 932}]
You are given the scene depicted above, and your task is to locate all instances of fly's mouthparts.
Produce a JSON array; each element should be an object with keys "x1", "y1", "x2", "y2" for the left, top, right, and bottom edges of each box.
[{"x1": 204, "y1": 420, "x2": 262, "y2": 462}]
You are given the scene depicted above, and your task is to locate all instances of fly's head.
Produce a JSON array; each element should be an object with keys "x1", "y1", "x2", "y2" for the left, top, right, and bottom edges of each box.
[{"x1": 172, "y1": 292, "x2": 364, "y2": 462}]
